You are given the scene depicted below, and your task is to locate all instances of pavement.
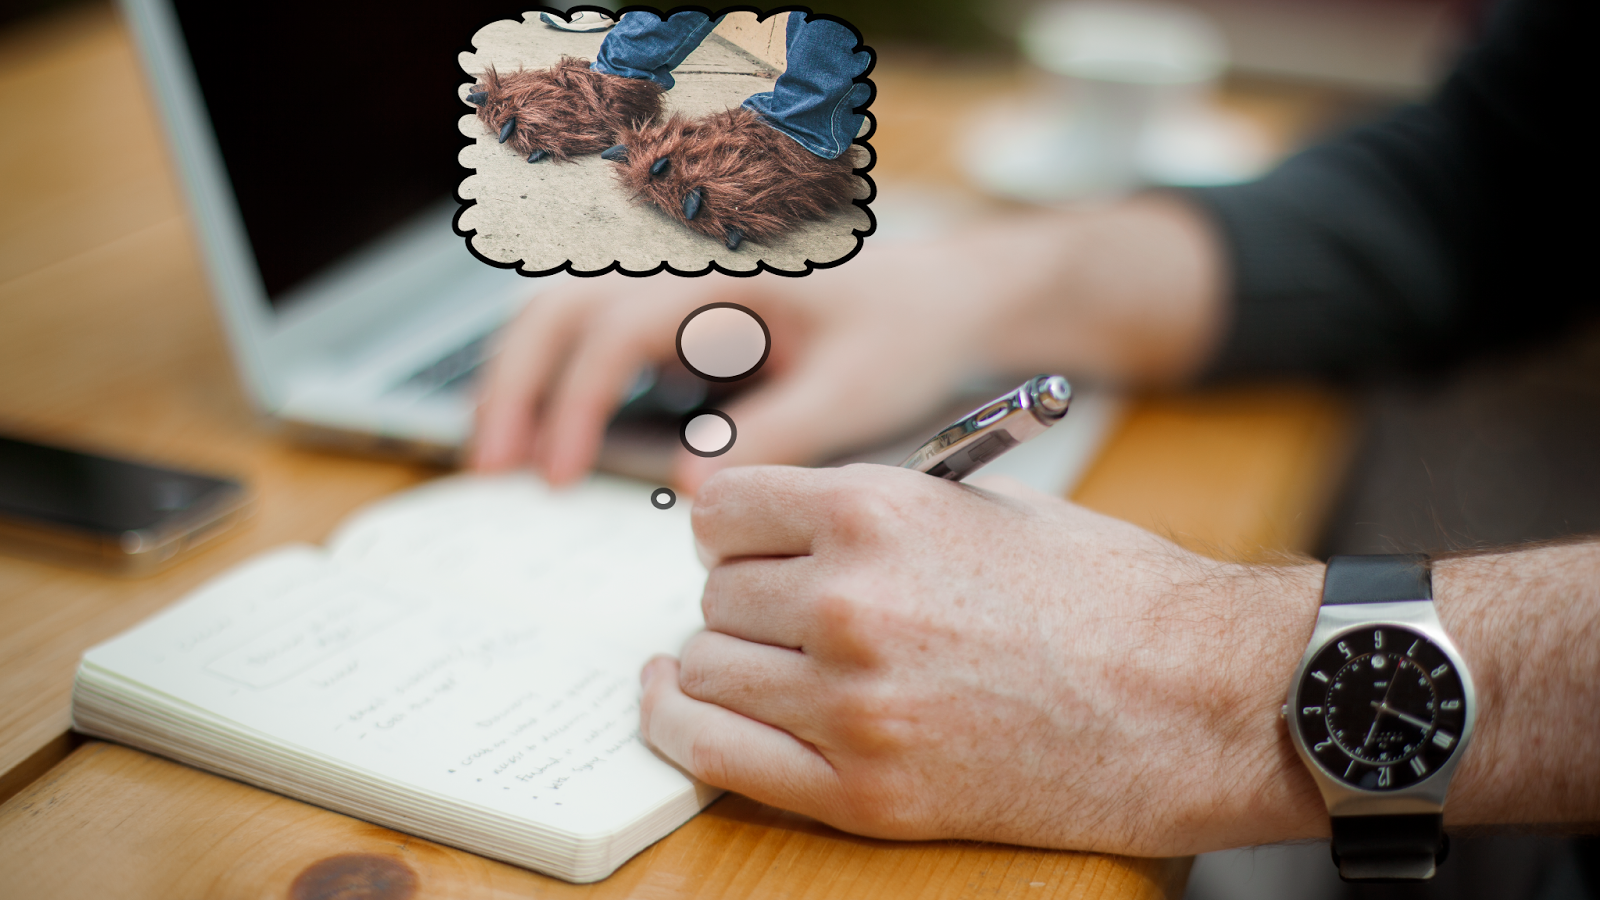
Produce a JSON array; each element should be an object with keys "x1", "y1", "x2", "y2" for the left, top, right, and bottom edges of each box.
[{"x1": 456, "y1": 15, "x2": 872, "y2": 275}]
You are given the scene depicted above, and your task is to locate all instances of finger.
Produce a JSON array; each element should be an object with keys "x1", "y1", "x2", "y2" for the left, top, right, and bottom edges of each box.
[
  {"x1": 539, "y1": 300, "x2": 678, "y2": 485},
  {"x1": 677, "y1": 631, "x2": 823, "y2": 737},
  {"x1": 471, "y1": 289, "x2": 591, "y2": 472},
  {"x1": 691, "y1": 465, "x2": 837, "y2": 562},
  {"x1": 701, "y1": 556, "x2": 818, "y2": 648},
  {"x1": 640, "y1": 656, "x2": 837, "y2": 813}
]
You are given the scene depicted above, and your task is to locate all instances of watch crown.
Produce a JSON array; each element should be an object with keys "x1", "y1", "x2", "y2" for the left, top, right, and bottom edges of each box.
[{"x1": 1280, "y1": 703, "x2": 1288, "y2": 720}]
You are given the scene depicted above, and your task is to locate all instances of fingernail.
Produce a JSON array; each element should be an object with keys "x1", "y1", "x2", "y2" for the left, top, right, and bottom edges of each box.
[
  {"x1": 467, "y1": 91, "x2": 488, "y2": 106},
  {"x1": 498, "y1": 120, "x2": 515, "y2": 143},
  {"x1": 601, "y1": 143, "x2": 628, "y2": 162},
  {"x1": 526, "y1": 148, "x2": 548, "y2": 163},
  {"x1": 682, "y1": 187, "x2": 703, "y2": 221},
  {"x1": 650, "y1": 156, "x2": 670, "y2": 177},
  {"x1": 723, "y1": 226, "x2": 743, "y2": 251}
]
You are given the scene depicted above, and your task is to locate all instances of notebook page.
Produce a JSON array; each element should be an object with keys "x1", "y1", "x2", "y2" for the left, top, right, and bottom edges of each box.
[{"x1": 83, "y1": 474, "x2": 711, "y2": 841}]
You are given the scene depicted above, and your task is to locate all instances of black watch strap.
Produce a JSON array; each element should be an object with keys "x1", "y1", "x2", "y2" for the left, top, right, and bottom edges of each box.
[
  {"x1": 1321, "y1": 555, "x2": 1446, "y2": 881},
  {"x1": 1322, "y1": 554, "x2": 1431, "y2": 606},
  {"x1": 1330, "y1": 814, "x2": 1449, "y2": 881}
]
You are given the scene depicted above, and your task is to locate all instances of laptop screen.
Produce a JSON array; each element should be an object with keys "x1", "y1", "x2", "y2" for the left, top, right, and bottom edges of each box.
[{"x1": 170, "y1": 1, "x2": 516, "y2": 307}]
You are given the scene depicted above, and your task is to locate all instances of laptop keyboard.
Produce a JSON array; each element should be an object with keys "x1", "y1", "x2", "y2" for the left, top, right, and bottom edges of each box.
[{"x1": 399, "y1": 333, "x2": 493, "y2": 395}]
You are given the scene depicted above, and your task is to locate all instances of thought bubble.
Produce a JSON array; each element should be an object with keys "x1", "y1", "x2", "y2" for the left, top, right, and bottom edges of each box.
[
  {"x1": 681, "y1": 410, "x2": 737, "y2": 457},
  {"x1": 454, "y1": 10, "x2": 874, "y2": 276},
  {"x1": 676, "y1": 303, "x2": 770, "y2": 382}
]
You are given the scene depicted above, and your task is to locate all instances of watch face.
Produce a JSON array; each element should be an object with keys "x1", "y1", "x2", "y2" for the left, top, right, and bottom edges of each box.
[{"x1": 1294, "y1": 625, "x2": 1468, "y2": 791}]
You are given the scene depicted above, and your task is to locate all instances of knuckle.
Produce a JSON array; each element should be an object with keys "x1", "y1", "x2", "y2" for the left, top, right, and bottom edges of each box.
[
  {"x1": 824, "y1": 474, "x2": 904, "y2": 547},
  {"x1": 827, "y1": 682, "x2": 914, "y2": 754},
  {"x1": 687, "y1": 732, "x2": 732, "y2": 787},
  {"x1": 814, "y1": 588, "x2": 873, "y2": 649},
  {"x1": 675, "y1": 636, "x2": 714, "y2": 697}
]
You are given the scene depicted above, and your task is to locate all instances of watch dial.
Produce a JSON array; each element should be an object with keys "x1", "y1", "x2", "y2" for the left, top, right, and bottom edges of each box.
[{"x1": 1295, "y1": 625, "x2": 1467, "y2": 791}]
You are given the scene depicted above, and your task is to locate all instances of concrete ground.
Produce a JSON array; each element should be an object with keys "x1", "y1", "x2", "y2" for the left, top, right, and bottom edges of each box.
[{"x1": 456, "y1": 14, "x2": 871, "y2": 275}]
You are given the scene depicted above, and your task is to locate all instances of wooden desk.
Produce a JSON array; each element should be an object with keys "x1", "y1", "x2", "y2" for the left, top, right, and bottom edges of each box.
[{"x1": 0, "y1": 5, "x2": 1349, "y2": 897}]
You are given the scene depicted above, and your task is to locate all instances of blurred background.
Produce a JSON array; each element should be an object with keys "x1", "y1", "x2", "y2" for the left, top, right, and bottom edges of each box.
[{"x1": 1, "y1": 0, "x2": 1594, "y2": 897}]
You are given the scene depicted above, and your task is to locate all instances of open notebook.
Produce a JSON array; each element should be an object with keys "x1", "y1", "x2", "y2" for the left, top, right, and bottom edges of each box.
[
  {"x1": 72, "y1": 475, "x2": 719, "y2": 883},
  {"x1": 71, "y1": 389, "x2": 1120, "y2": 883}
]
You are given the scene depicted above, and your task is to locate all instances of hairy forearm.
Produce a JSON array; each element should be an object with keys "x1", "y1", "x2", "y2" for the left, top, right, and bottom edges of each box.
[
  {"x1": 1436, "y1": 541, "x2": 1600, "y2": 828},
  {"x1": 938, "y1": 193, "x2": 1228, "y2": 386}
]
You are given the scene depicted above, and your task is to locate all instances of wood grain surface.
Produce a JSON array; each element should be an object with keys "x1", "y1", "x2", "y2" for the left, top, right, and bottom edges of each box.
[
  {"x1": 0, "y1": 743, "x2": 1190, "y2": 899},
  {"x1": 0, "y1": 4, "x2": 1351, "y2": 898}
]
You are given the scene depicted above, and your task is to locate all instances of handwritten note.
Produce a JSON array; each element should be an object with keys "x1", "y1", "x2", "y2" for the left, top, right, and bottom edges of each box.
[{"x1": 81, "y1": 474, "x2": 711, "y2": 842}]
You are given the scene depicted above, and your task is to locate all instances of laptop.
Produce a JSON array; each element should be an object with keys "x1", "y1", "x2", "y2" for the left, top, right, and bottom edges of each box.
[{"x1": 118, "y1": 0, "x2": 559, "y2": 462}]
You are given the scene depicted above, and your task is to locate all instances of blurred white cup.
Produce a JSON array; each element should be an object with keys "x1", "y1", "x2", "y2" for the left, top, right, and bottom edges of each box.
[{"x1": 964, "y1": 0, "x2": 1269, "y2": 202}]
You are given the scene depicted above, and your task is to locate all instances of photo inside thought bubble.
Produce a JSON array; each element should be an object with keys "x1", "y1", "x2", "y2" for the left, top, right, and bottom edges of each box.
[{"x1": 456, "y1": 7, "x2": 875, "y2": 276}]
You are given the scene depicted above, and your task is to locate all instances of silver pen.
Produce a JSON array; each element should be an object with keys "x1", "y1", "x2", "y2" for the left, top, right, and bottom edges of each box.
[{"x1": 900, "y1": 375, "x2": 1072, "y2": 481}]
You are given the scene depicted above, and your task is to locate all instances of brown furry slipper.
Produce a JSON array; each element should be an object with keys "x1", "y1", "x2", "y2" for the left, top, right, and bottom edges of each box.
[
  {"x1": 468, "y1": 58, "x2": 663, "y2": 163},
  {"x1": 609, "y1": 107, "x2": 859, "y2": 249}
]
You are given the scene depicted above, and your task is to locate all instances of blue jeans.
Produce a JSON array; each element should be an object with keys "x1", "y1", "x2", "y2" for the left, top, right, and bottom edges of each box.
[{"x1": 592, "y1": 11, "x2": 870, "y2": 160}]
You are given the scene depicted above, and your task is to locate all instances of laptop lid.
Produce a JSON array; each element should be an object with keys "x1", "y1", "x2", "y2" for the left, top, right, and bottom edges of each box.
[{"x1": 118, "y1": 0, "x2": 526, "y2": 412}]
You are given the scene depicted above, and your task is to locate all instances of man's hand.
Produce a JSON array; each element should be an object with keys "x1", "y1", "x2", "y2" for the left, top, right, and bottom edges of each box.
[
  {"x1": 471, "y1": 248, "x2": 999, "y2": 493},
  {"x1": 471, "y1": 196, "x2": 1225, "y2": 493},
  {"x1": 639, "y1": 464, "x2": 1328, "y2": 855}
]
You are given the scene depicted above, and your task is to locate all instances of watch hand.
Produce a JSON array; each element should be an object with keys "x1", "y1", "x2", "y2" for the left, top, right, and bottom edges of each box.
[
  {"x1": 1382, "y1": 705, "x2": 1433, "y2": 731},
  {"x1": 1363, "y1": 715, "x2": 1380, "y2": 747}
]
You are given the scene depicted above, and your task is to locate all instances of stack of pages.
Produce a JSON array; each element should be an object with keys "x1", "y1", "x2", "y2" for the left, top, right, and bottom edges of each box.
[{"x1": 73, "y1": 474, "x2": 720, "y2": 883}]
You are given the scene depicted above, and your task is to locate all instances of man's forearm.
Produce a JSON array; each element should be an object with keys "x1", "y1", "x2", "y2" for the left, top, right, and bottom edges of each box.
[
  {"x1": 941, "y1": 194, "x2": 1229, "y2": 387},
  {"x1": 1436, "y1": 541, "x2": 1600, "y2": 828}
]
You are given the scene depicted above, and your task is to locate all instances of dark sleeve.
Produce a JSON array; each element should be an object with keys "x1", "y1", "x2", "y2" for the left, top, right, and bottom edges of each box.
[{"x1": 1189, "y1": 0, "x2": 1597, "y2": 380}]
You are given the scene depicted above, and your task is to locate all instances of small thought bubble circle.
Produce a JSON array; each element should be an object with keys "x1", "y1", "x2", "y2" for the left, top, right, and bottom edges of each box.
[
  {"x1": 650, "y1": 487, "x2": 677, "y2": 510},
  {"x1": 676, "y1": 303, "x2": 770, "y2": 383},
  {"x1": 681, "y1": 410, "x2": 736, "y2": 457}
]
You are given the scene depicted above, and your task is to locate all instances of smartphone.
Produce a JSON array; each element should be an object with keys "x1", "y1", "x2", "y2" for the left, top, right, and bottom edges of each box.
[{"x1": 0, "y1": 435, "x2": 251, "y2": 575}]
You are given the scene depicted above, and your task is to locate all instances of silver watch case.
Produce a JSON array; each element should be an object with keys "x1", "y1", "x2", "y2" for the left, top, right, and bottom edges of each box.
[{"x1": 1284, "y1": 600, "x2": 1478, "y2": 817}]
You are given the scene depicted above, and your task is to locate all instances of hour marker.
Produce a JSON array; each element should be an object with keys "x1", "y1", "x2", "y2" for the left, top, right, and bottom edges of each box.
[
  {"x1": 1302, "y1": 706, "x2": 1323, "y2": 716},
  {"x1": 1374, "y1": 631, "x2": 1384, "y2": 649},
  {"x1": 1338, "y1": 641, "x2": 1352, "y2": 659},
  {"x1": 1313, "y1": 670, "x2": 1330, "y2": 683},
  {"x1": 1441, "y1": 700, "x2": 1461, "y2": 711},
  {"x1": 1432, "y1": 731, "x2": 1456, "y2": 750},
  {"x1": 1377, "y1": 766, "x2": 1393, "y2": 787},
  {"x1": 1408, "y1": 640, "x2": 1419, "y2": 657},
  {"x1": 1410, "y1": 756, "x2": 1428, "y2": 776},
  {"x1": 1432, "y1": 663, "x2": 1450, "y2": 678},
  {"x1": 1315, "y1": 739, "x2": 1333, "y2": 752}
]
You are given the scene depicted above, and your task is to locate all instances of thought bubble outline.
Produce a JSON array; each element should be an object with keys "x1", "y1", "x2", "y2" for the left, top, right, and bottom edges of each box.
[
  {"x1": 680, "y1": 409, "x2": 737, "y2": 457},
  {"x1": 675, "y1": 302, "x2": 772, "y2": 383},
  {"x1": 452, "y1": 5, "x2": 878, "y2": 279}
]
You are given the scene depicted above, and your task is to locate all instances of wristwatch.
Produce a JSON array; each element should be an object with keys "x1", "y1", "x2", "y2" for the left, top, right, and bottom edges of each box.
[{"x1": 1283, "y1": 554, "x2": 1477, "y2": 882}]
